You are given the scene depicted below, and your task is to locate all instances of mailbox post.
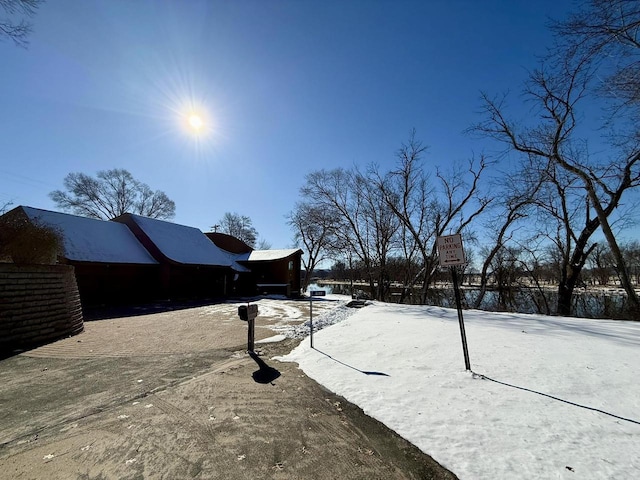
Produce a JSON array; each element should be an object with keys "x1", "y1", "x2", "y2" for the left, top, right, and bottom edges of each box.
[{"x1": 238, "y1": 304, "x2": 259, "y2": 353}]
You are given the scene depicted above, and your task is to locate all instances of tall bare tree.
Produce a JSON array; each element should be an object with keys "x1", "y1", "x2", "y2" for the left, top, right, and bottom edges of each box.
[
  {"x1": 473, "y1": 167, "x2": 542, "y2": 309},
  {"x1": 287, "y1": 201, "x2": 339, "y2": 292},
  {"x1": 50, "y1": 169, "x2": 176, "y2": 220},
  {"x1": 554, "y1": 0, "x2": 640, "y2": 315},
  {"x1": 476, "y1": 59, "x2": 640, "y2": 316},
  {"x1": 356, "y1": 168, "x2": 401, "y2": 301},
  {"x1": 371, "y1": 134, "x2": 432, "y2": 302},
  {"x1": 299, "y1": 167, "x2": 399, "y2": 301},
  {"x1": 1, "y1": 0, "x2": 43, "y2": 47},
  {"x1": 300, "y1": 170, "x2": 357, "y2": 296},
  {"x1": 373, "y1": 132, "x2": 492, "y2": 303}
]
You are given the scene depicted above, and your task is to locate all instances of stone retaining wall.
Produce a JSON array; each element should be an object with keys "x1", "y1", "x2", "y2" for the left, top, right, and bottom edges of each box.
[{"x1": 0, "y1": 264, "x2": 84, "y2": 354}]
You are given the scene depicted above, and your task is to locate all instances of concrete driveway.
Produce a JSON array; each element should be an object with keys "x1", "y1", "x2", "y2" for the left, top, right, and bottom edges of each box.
[{"x1": 0, "y1": 297, "x2": 456, "y2": 480}]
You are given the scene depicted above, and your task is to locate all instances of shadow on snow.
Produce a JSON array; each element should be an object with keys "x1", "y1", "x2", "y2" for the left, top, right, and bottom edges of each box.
[
  {"x1": 313, "y1": 348, "x2": 390, "y2": 377},
  {"x1": 472, "y1": 371, "x2": 640, "y2": 426}
]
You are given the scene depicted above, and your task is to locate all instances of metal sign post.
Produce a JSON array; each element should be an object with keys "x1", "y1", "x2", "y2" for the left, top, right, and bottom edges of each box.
[
  {"x1": 451, "y1": 267, "x2": 471, "y2": 370},
  {"x1": 309, "y1": 290, "x2": 326, "y2": 349},
  {"x1": 436, "y1": 234, "x2": 471, "y2": 371}
]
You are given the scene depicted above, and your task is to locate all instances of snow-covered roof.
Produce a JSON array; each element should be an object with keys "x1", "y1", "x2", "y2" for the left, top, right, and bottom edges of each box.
[
  {"x1": 20, "y1": 206, "x2": 158, "y2": 264},
  {"x1": 123, "y1": 213, "x2": 239, "y2": 267},
  {"x1": 237, "y1": 248, "x2": 302, "y2": 262}
]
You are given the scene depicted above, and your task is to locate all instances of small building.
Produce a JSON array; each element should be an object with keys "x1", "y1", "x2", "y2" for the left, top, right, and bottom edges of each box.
[
  {"x1": 238, "y1": 249, "x2": 303, "y2": 297},
  {"x1": 207, "y1": 231, "x2": 302, "y2": 298}
]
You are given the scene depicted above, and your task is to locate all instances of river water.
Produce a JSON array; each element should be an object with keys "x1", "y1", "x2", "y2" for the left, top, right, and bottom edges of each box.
[{"x1": 315, "y1": 282, "x2": 631, "y2": 320}]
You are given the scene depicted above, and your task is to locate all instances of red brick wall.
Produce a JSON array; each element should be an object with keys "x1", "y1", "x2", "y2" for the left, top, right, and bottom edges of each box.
[{"x1": 0, "y1": 264, "x2": 83, "y2": 354}]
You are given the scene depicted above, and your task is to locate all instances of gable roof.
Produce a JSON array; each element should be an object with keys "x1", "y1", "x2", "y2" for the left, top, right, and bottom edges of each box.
[
  {"x1": 18, "y1": 206, "x2": 158, "y2": 264},
  {"x1": 114, "y1": 213, "x2": 247, "y2": 269}
]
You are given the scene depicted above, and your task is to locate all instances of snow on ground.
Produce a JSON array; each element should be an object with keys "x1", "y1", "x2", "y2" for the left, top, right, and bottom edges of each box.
[
  {"x1": 277, "y1": 301, "x2": 640, "y2": 480},
  {"x1": 270, "y1": 296, "x2": 359, "y2": 339},
  {"x1": 197, "y1": 294, "x2": 350, "y2": 332},
  {"x1": 199, "y1": 297, "x2": 304, "y2": 322},
  {"x1": 246, "y1": 298, "x2": 304, "y2": 322}
]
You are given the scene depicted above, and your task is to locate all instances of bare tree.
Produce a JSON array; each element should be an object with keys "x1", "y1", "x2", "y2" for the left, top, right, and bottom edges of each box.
[
  {"x1": 552, "y1": 0, "x2": 640, "y2": 315},
  {"x1": 299, "y1": 167, "x2": 399, "y2": 301},
  {"x1": 475, "y1": 59, "x2": 640, "y2": 316},
  {"x1": 355, "y1": 169, "x2": 401, "y2": 301},
  {"x1": 488, "y1": 244, "x2": 523, "y2": 311},
  {"x1": 393, "y1": 222, "x2": 423, "y2": 304},
  {"x1": 371, "y1": 135, "x2": 433, "y2": 302},
  {"x1": 535, "y1": 163, "x2": 605, "y2": 315},
  {"x1": 373, "y1": 131, "x2": 492, "y2": 303},
  {"x1": 552, "y1": 0, "x2": 640, "y2": 113},
  {"x1": 300, "y1": 170, "x2": 363, "y2": 291},
  {"x1": 287, "y1": 201, "x2": 338, "y2": 292},
  {"x1": 0, "y1": 0, "x2": 43, "y2": 47},
  {"x1": 473, "y1": 168, "x2": 541, "y2": 309},
  {"x1": 255, "y1": 238, "x2": 272, "y2": 250},
  {"x1": 216, "y1": 212, "x2": 258, "y2": 247},
  {"x1": 588, "y1": 244, "x2": 614, "y2": 286},
  {"x1": 516, "y1": 242, "x2": 554, "y2": 315},
  {"x1": 0, "y1": 199, "x2": 13, "y2": 215},
  {"x1": 50, "y1": 169, "x2": 176, "y2": 220},
  {"x1": 295, "y1": 133, "x2": 491, "y2": 305}
]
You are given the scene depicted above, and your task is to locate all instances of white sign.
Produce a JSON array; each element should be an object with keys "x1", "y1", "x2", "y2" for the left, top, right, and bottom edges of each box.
[{"x1": 437, "y1": 234, "x2": 465, "y2": 266}]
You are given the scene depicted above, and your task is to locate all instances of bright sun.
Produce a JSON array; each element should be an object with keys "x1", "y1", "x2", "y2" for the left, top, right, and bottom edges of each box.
[
  {"x1": 176, "y1": 102, "x2": 216, "y2": 145},
  {"x1": 187, "y1": 113, "x2": 204, "y2": 131}
]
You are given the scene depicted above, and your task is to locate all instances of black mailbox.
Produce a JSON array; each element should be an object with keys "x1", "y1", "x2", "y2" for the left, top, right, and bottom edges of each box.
[{"x1": 238, "y1": 304, "x2": 258, "y2": 321}]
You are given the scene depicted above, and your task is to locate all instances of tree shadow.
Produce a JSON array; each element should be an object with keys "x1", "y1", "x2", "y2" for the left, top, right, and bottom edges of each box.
[
  {"x1": 249, "y1": 351, "x2": 281, "y2": 384},
  {"x1": 472, "y1": 371, "x2": 640, "y2": 426},
  {"x1": 313, "y1": 348, "x2": 390, "y2": 377}
]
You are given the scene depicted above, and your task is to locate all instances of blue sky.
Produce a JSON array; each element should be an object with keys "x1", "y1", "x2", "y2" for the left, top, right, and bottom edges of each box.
[{"x1": 1, "y1": 0, "x2": 572, "y2": 248}]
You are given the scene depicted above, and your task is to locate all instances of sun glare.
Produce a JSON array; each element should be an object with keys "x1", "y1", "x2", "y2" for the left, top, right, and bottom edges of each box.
[
  {"x1": 125, "y1": 64, "x2": 223, "y2": 161},
  {"x1": 173, "y1": 102, "x2": 221, "y2": 160},
  {"x1": 165, "y1": 93, "x2": 222, "y2": 157},
  {"x1": 188, "y1": 113, "x2": 204, "y2": 131}
]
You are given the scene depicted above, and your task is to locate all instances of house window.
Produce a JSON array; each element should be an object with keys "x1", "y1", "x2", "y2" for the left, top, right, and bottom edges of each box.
[{"x1": 288, "y1": 260, "x2": 293, "y2": 271}]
